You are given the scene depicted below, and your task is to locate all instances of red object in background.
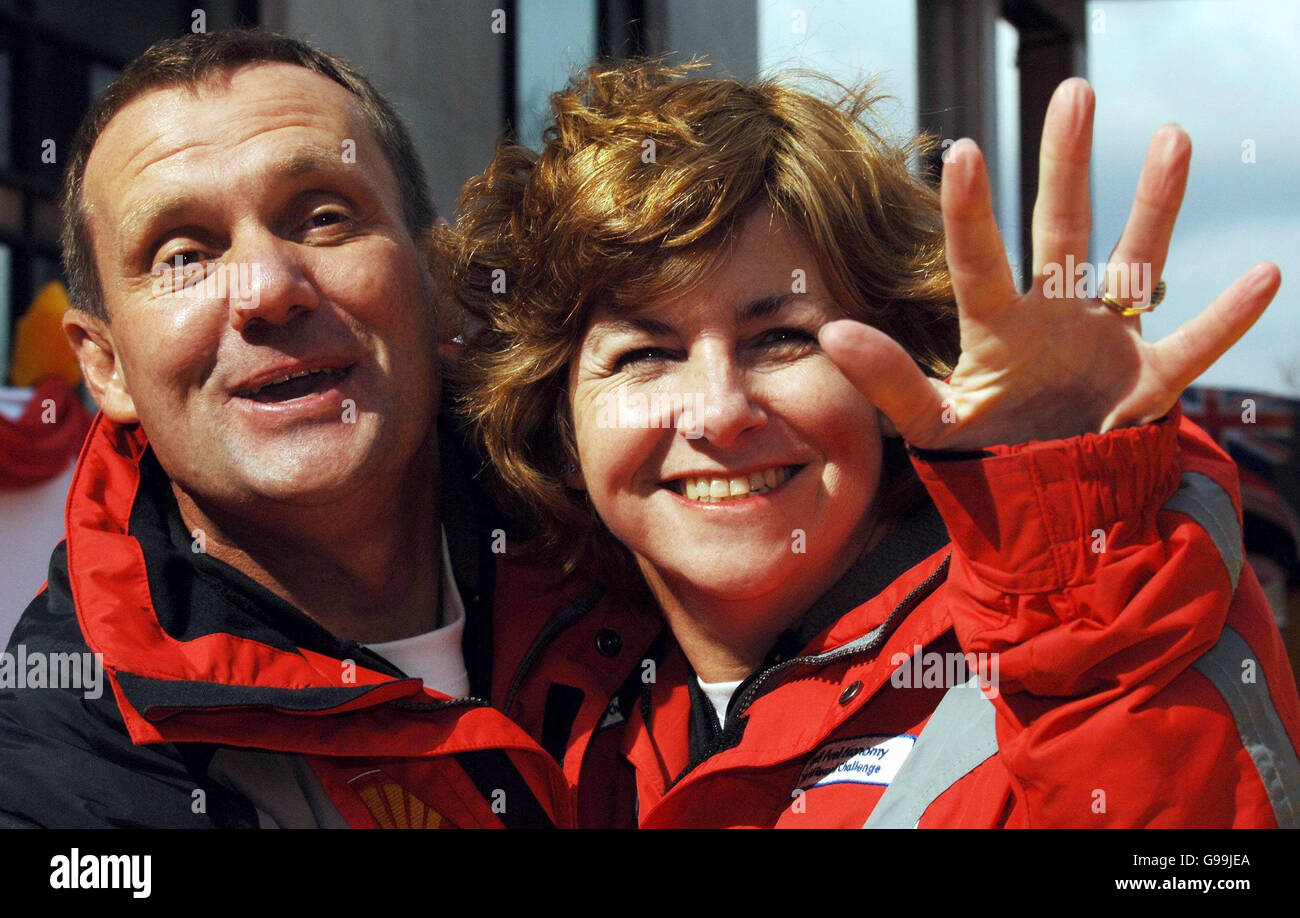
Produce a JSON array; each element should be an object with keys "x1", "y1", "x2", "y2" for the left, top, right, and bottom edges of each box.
[
  {"x1": 0, "y1": 377, "x2": 93, "y2": 489},
  {"x1": 1181, "y1": 386, "x2": 1300, "y2": 572}
]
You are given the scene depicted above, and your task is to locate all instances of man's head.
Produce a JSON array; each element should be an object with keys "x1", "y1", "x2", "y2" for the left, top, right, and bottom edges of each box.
[
  {"x1": 62, "y1": 30, "x2": 443, "y2": 513},
  {"x1": 62, "y1": 29, "x2": 436, "y2": 320}
]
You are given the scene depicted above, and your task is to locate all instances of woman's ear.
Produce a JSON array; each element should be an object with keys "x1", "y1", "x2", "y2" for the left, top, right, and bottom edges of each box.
[
  {"x1": 426, "y1": 219, "x2": 468, "y2": 346},
  {"x1": 878, "y1": 407, "x2": 901, "y2": 439},
  {"x1": 62, "y1": 310, "x2": 139, "y2": 423},
  {"x1": 562, "y1": 459, "x2": 586, "y2": 491}
]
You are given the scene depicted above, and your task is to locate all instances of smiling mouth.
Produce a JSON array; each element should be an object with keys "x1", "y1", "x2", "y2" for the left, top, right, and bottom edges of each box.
[
  {"x1": 664, "y1": 465, "x2": 802, "y2": 503},
  {"x1": 235, "y1": 365, "x2": 353, "y2": 402}
]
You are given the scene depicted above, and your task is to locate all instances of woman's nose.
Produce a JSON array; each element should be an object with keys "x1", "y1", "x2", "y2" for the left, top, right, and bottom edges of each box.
[{"x1": 683, "y1": 352, "x2": 766, "y2": 448}]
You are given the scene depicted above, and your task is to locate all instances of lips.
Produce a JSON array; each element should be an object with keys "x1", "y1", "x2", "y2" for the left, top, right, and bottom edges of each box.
[
  {"x1": 232, "y1": 362, "x2": 354, "y2": 402},
  {"x1": 663, "y1": 465, "x2": 802, "y2": 502}
]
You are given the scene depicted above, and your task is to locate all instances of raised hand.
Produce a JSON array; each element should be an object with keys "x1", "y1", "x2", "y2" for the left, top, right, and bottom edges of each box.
[{"x1": 819, "y1": 77, "x2": 1281, "y2": 450}]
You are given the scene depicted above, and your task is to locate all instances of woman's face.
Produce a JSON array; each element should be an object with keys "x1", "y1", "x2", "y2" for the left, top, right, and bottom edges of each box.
[{"x1": 569, "y1": 204, "x2": 887, "y2": 609}]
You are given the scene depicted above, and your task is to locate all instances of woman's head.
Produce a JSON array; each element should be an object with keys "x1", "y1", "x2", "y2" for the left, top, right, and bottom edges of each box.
[{"x1": 445, "y1": 59, "x2": 959, "y2": 594}]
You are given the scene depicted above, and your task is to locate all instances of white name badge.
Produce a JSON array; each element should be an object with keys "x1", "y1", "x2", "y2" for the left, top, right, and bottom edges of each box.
[{"x1": 796, "y1": 734, "x2": 916, "y2": 790}]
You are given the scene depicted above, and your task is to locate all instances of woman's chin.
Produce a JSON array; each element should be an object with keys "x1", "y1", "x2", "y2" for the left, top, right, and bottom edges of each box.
[{"x1": 651, "y1": 549, "x2": 806, "y2": 604}]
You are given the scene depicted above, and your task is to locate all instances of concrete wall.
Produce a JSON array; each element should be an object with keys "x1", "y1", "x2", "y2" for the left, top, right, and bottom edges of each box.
[
  {"x1": 261, "y1": 0, "x2": 507, "y2": 219},
  {"x1": 644, "y1": 0, "x2": 758, "y2": 79}
]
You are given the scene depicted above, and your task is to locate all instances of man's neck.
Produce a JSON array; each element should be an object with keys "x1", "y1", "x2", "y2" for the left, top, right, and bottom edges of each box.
[{"x1": 172, "y1": 442, "x2": 442, "y2": 644}]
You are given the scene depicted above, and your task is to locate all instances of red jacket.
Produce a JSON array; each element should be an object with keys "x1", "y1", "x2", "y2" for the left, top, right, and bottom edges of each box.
[
  {"x1": 502, "y1": 407, "x2": 1300, "y2": 827},
  {"x1": 0, "y1": 414, "x2": 570, "y2": 829}
]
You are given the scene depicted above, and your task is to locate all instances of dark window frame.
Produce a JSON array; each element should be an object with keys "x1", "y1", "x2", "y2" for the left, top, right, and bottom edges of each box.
[{"x1": 1, "y1": 0, "x2": 258, "y2": 370}]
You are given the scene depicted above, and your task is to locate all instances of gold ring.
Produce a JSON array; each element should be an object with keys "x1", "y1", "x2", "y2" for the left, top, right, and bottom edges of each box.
[{"x1": 1101, "y1": 279, "x2": 1165, "y2": 316}]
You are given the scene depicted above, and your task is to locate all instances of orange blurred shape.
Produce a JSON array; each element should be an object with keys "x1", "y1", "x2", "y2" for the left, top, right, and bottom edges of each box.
[{"x1": 10, "y1": 281, "x2": 80, "y2": 388}]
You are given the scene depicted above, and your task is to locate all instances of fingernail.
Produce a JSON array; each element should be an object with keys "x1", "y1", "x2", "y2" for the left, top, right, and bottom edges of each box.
[
  {"x1": 947, "y1": 138, "x2": 976, "y2": 164},
  {"x1": 1248, "y1": 262, "x2": 1277, "y2": 287}
]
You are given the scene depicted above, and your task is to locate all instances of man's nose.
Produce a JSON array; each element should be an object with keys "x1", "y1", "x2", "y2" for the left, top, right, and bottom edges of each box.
[
  {"x1": 684, "y1": 349, "x2": 766, "y2": 448},
  {"x1": 226, "y1": 234, "x2": 320, "y2": 332}
]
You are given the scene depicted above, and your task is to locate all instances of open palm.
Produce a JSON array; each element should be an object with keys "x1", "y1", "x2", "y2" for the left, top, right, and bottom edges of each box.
[{"x1": 821, "y1": 78, "x2": 1280, "y2": 451}]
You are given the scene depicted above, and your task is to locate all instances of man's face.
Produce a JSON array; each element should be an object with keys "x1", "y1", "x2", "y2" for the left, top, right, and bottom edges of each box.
[{"x1": 78, "y1": 62, "x2": 438, "y2": 510}]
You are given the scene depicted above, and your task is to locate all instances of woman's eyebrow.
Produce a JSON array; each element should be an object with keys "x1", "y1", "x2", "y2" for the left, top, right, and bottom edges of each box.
[
  {"x1": 737, "y1": 293, "x2": 827, "y2": 323},
  {"x1": 588, "y1": 315, "x2": 676, "y2": 343}
]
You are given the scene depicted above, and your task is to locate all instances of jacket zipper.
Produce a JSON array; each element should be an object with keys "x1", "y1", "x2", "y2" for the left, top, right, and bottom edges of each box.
[
  {"x1": 733, "y1": 553, "x2": 949, "y2": 718},
  {"x1": 390, "y1": 695, "x2": 493, "y2": 713},
  {"x1": 671, "y1": 553, "x2": 951, "y2": 783}
]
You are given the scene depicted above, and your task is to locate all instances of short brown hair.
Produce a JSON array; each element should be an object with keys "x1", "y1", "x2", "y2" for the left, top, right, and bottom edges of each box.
[
  {"x1": 62, "y1": 28, "x2": 436, "y2": 320},
  {"x1": 444, "y1": 59, "x2": 959, "y2": 586}
]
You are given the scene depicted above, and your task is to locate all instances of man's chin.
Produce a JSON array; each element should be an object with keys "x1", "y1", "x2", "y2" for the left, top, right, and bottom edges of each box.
[{"x1": 204, "y1": 432, "x2": 395, "y2": 508}]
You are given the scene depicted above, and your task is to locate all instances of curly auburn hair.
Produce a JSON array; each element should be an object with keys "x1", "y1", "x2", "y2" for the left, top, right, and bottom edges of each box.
[{"x1": 440, "y1": 59, "x2": 960, "y2": 588}]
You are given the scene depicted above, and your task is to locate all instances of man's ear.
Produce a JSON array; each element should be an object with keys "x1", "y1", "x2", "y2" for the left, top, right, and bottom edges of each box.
[{"x1": 62, "y1": 309, "x2": 139, "y2": 423}]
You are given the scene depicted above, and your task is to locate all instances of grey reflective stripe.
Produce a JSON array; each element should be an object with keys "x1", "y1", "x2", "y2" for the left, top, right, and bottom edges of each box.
[
  {"x1": 863, "y1": 674, "x2": 998, "y2": 829},
  {"x1": 1163, "y1": 471, "x2": 1242, "y2": 592},
  {"x1": 1191, "y1": 625, "x2": 1300, "y2": 828}
]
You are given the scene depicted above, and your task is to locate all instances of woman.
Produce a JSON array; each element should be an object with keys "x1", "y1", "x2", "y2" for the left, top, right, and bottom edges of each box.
[{"x1": 444, "y1": 60, "x2": 1300, "y2": 827}]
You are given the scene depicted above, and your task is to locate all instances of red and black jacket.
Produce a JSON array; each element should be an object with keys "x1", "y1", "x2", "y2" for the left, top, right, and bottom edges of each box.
[
  {"x1": 499, "y1": 408, "x2": 1300, "y2": 827},
  {"x1": 0, "y1": 413, "x2": 570, "y2": 828}
]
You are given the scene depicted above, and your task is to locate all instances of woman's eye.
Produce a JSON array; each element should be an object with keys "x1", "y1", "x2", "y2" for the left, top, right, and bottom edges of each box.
[
  {"x1": 613, "y1": 347, "x2": 675, "y2": 371},
  {"x1": 756, "y1": 328, "x2": 817, "y2": 349}
]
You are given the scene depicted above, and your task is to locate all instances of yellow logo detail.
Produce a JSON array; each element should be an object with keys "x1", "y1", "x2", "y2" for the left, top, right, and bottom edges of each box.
[{"x1": 348, "y1": 769, "x2": 446, "y2": 829}]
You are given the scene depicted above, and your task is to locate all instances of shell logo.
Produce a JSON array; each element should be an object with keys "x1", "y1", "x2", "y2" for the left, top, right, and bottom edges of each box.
[{"x1": 347, "y1": 769, "x2": 448, "y2": 829}]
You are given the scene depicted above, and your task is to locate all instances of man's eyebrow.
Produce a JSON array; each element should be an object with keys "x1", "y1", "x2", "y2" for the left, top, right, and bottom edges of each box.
[
  {"x1": 274, "y1": 147, "x2": 359, "y2": 180},
  {"x1": 117, "y1": 147, "x2": 365, "y2": 251}
]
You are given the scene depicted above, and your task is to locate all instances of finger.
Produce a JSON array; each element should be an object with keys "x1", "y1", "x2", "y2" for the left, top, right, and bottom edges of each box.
[
  {"x1": 1149, "y1": 263, "x2": 1281, "y2": 391},
  {"x1": 1031, "y1": 78, "x2": 1095, "y2": 277},
  {"x1": 819, "y1": 319, "x2": 945, "y2": 441},
  {"x1": 1104, "y1": 125, "x2": 1191, "y2": 302},
  {"x1": 941, "y1": 139, "x2": 1018, "y2": 318}
]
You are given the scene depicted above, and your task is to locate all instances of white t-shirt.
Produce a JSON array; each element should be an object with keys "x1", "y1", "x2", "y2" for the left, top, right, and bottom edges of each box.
[
  {"x1": 697, "y1": 676, "x2": 745, "y2": 728},
  {"x1": 363, "y1": 528, "x2": 470, "y2": 698}
]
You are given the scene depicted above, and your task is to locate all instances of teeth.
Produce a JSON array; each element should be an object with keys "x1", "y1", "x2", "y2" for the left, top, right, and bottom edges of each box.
[
  {"x1": 250, "y1": 367, "x2": 336, "y2": 394},
  {"x1": 671, "y1": 467, "x2": 796, "y2": 502}
]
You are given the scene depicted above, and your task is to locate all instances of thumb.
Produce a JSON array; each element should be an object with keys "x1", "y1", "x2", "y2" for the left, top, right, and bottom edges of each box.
[{"x1": 819, "y1": 319, "x2": 939, "y2": 442}]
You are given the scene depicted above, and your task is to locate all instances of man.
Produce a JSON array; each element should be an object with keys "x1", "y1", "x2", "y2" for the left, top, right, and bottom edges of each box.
[{"x1": 0, "y1": 29, "x2": 582, "y2": 828}]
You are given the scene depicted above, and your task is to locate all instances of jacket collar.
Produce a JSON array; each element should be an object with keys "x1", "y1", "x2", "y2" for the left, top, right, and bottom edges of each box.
[
  {"x1": 673, "y1": 501, "x2": 954, "y2": 775},
  {"x1": 63, "y1": 411, "x2": 489, "y2": 746}
]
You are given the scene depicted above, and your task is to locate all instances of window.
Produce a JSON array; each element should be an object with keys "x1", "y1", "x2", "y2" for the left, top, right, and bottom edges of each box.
[{"x1": 0, "y1": 0, "x2": 242, "y2": 382}]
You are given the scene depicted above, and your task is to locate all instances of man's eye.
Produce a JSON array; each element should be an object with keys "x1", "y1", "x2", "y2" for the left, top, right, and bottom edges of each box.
[
  {"x1": 613, "y1": 347, "x2": 675, "y2": 370},
  {"x1": 155, "y1": 250, "x2": 204, "y2": 270},
  {"x1": 306, "y1": 211, "x2": 348, "y2": 230}
]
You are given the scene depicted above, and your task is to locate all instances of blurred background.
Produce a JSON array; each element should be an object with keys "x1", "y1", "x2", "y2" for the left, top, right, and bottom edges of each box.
[{"x1": 1, "y1": 0, "x2": 1297, "y2": 672}]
